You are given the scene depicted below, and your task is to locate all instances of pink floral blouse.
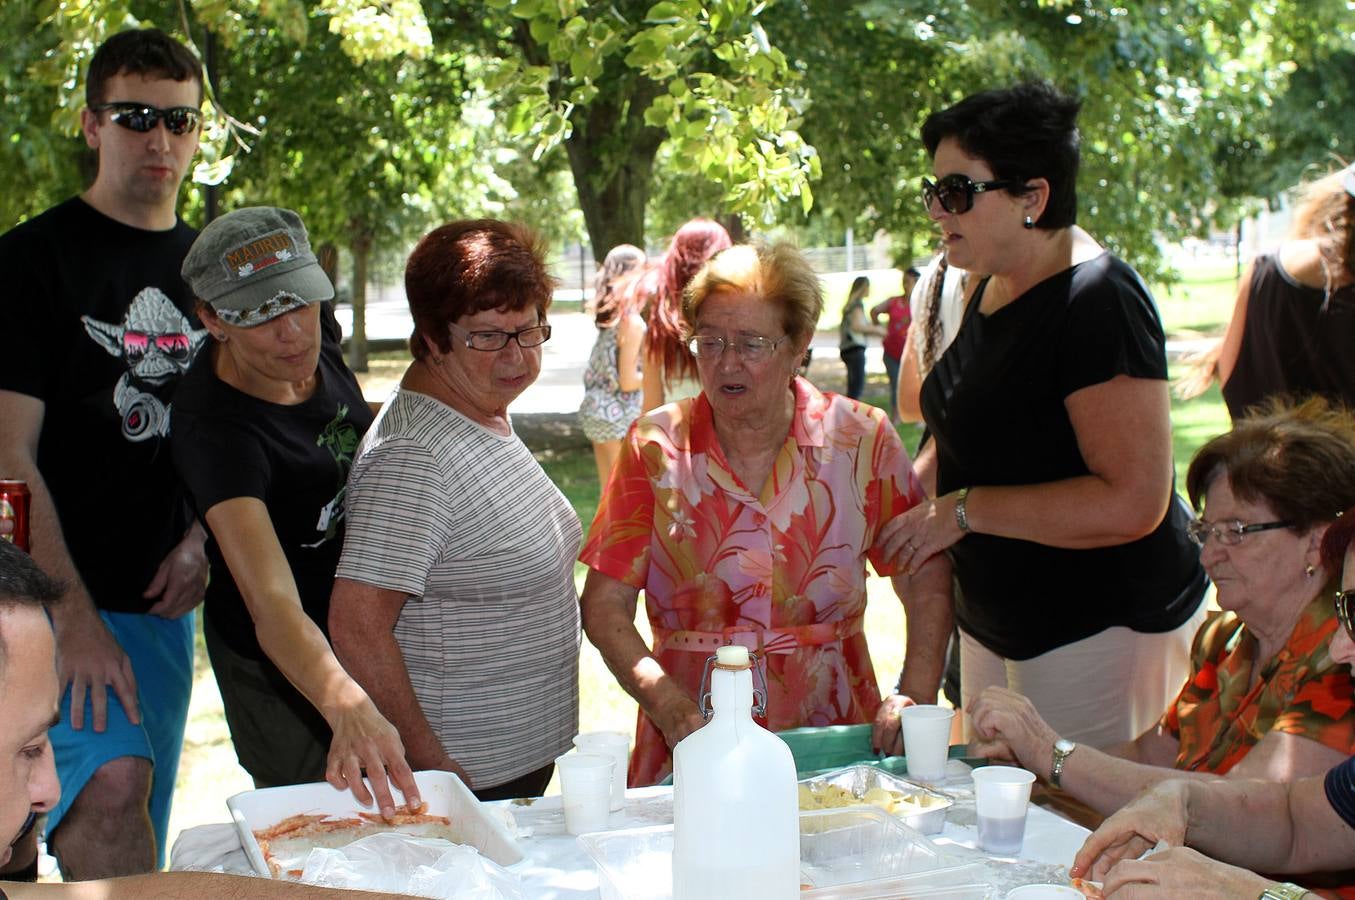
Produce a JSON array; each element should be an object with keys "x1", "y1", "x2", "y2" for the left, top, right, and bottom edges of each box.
[{"x1": 579, "y1": 377, "x2": 926, "y2": 785}]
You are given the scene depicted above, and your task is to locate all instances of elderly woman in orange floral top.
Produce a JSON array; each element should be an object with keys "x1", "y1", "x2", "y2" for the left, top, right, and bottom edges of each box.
[
  {"x1": 578, "y1": 242, "x2": 954, "y2": 786},
  {"x1": 969, "y1": 397, "x2": 1355, "y2": 821}
]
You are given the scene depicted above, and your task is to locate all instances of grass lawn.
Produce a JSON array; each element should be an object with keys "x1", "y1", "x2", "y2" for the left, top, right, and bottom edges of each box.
[{"x1": 163, "y1": 259, "x2": 1237, "y2": 855}]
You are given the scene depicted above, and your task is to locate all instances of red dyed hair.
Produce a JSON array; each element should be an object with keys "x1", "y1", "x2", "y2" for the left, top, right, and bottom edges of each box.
[
  {"x1": 1321, "y1": 507, "x2": 1355, "y2": 574},
  {"x1": 641, "y1": 218, "x2": 732, "y2": 386},
  {"x1": 405, "y1": 219, "x2": 556, "y2": 360}
]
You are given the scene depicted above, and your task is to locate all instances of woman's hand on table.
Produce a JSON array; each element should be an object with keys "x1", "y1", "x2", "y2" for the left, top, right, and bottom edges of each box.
[
  {"x1": 1098, "y1": 846, "x2": 1274, "y2": 898},
  {"x1": 653, "y1": 695, "x2": 706, "y2": 749},
  {"x1": 1071, "y1": 780, "x2": 1190, "y2": 882},
  {"x1": 967, "y1": 687, "x2": 1059, "y2": 776},
  {"x1": 878, "y1": 491, "x2": 967, "y2": 575},
  {"x1": 326, "y1": 695, "x2": 422, "y2": 817},
  {"x1": 871, "y1": 693, "x2": 919, "y2": 756}
]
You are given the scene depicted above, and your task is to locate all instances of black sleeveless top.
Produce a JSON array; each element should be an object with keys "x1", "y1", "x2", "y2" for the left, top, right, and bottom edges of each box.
[{"x1": 1223, "y1": 253, "x2": 1355, "y2": 420}]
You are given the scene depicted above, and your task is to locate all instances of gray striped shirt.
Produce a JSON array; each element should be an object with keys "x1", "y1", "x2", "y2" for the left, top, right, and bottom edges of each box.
[{"x1": 337, "y1": 389, "x2": 581, "y2": 788}]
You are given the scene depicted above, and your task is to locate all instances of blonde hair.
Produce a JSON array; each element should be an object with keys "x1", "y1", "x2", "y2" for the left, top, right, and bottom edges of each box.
[
  {"x1": 1288, "y1": 162, "x2": 1354, "y2": 282},
  {"x1": 682, "y1": 242, "x2": 822, "y2": 343}
]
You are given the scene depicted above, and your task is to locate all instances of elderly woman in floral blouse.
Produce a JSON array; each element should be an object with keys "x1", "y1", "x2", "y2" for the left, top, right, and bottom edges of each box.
[
  {"x1": 969, "y1": 397, "x2": 1355, "y2": 820},
  {"x1": 578, "y1": 242, "x2": 954, "y2": 786}
]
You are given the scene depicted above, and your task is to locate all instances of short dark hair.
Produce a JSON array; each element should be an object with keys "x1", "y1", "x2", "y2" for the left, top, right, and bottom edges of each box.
[
  {"x1": 86, "y1": 28, "x2": 204, "y2": 108},
  {"x1": 1186, "y1": 396, "x2": 1355, "y2": 533},
  {"x1": 921, "y1": 81, "x2": 1081, "y2": 229},
  {"x1": 0, "y1": 541, "x2": 63, "y2": 673},
  {"x1": 404, "y1": 220, "x2": 557, "y2": 360}
]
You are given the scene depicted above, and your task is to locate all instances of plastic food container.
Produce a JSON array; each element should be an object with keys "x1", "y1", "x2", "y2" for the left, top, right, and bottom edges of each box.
[
  {"x1": 800, "y1": 765, "x2": 954, "y2": 834},
  {"x1": 227, "y1": 770, "x2": 524, "y2": 877},
  {"x1": 579, "y1": 806, "x2": 967, "y2": 900}
]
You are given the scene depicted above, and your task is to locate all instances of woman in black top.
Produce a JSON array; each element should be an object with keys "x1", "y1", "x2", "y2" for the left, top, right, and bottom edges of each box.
[
  {"x1": 880, "y1": 83, "x2": 1207, "y2": 749},
  {"x1": 1195, "y1": 163, "x2": 1355, "y2": 419},
  {"x1": 173, "y1": 207, "x2": 416, "y2": 815}
]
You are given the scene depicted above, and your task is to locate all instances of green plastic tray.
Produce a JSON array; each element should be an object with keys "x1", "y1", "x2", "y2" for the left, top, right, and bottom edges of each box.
[{"x1": 659, "y1": 723, "x2": 969, "y2": 784}]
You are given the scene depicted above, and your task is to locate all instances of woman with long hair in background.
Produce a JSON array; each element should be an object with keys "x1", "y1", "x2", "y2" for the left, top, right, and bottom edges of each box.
[
  {"x1": 636, "y1": 218, "x2": 732, "y2": 412},
  {"x1": 579, "y1": 244, "x2": 648, "y2": 485}
]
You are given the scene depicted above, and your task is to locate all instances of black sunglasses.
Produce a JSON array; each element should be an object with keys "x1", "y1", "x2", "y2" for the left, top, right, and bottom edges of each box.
[
  {"x1": 92, "y1": 102, "x2": 202, "y2": 136},
  {"x1": 1337, "y1": 590, "x2": 1355, "y2": 643},
  {"x1": 921, "y1": 174, "x2": 1023, "y2": 215}
]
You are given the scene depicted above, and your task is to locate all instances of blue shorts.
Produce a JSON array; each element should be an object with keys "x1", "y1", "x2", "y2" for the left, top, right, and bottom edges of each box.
[{"x1": 46, "y1": 610, "x2": 194, "y2": 867}]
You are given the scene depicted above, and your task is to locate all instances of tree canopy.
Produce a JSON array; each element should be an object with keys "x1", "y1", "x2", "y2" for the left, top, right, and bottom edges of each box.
[{"x1": 1, "y1": 0, "x2": 1349, "y2": 283}]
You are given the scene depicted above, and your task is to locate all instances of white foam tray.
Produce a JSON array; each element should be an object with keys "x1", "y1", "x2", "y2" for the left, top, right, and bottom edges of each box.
[{"x1": 227, "y1": 769, "x2": 525, "y2": 877}]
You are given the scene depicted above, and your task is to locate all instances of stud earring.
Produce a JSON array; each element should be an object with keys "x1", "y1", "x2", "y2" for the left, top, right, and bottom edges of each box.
[
  {"x1": 1306, "y1": 564, "x2": 1317, "y2": 578},
  {"x1": 1023, "y1": 215, "x2": 1035, "y2": 229}
]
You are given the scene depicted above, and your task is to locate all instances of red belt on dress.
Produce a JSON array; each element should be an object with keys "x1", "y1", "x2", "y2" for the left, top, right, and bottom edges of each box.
[{"x1": 655, "y1": 615, "x2": 865, "y2": 656}]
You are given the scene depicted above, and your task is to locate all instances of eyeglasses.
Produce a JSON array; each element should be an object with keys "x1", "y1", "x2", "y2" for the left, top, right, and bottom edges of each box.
[
  {"x1": 687, "y1": 334, "x2": 787, "y2": 364},
  {"x1": 1336, "y1": 590, "x2": 1355, "y2": 643},
  {"x1": 921, "y1": 174, "x2": 1023, "y2": 215},
  {"x1": 1186, "y1": 518, "x2": 1292, "y2": 548},
  {"x1": 91, "y1": 102, "x2": 202, "y2": 136},
  {"x1": 448, "y1": 321, "x2": 551, "y2": 351}
]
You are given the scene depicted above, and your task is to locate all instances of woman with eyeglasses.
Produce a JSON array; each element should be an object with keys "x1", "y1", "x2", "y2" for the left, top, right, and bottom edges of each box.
[
  {"x1": 172, "y1": 207, "x2": 417, "y2": 815},
  {"x1": 967, "y1": 397, "x2": 1355, "y2": 848},
  {"x1": 329, "y1": 220, "x2": 582, "y2": 801},
  {"x1": 1072, "y1": 495, "x2": 1355, "y2": 898},
  {"x1": 578, "y1": 242, "x2": 954, "y2": 785},
  {"x1": 879, "y1": 81, "x2": 1210, "y2": 749}
]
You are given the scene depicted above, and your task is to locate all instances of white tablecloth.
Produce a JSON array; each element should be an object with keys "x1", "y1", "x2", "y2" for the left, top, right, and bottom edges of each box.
[{"x1": 171, "y1": 772, "x2": 1090, "y2": 897}]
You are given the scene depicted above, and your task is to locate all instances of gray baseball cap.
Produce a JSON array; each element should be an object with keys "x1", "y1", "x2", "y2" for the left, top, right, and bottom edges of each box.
[{"x1": 182, "y1": 206, "x2": 333, "y2": 327}]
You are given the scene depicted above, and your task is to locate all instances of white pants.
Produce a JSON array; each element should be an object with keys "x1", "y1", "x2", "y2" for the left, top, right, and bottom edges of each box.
[{"x1": 959, "y1": 600, "x2": 1209, "y2": 749}]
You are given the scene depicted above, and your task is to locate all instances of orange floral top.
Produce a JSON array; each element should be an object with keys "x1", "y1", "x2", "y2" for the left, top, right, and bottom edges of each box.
[
  {"x1": 579, "y1": 378, "x2": 926, "y2": 786},
  {"x1": 1162, "y1": 589, "x2": 1355, "y2": 775}
]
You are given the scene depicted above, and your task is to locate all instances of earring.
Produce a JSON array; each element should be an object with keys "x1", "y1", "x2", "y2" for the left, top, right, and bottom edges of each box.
[
  {"x1": 1023, "y1": 215, "x2": 1035, "y2": 229},
  {"x1": 214, "y1": 332, "x2": 228, "y2": 342},
  {"x1": 1306, "y1": 564, "x2": 1317, "y2": 578}
]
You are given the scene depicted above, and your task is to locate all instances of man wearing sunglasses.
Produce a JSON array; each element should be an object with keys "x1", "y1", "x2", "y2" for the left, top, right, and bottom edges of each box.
[{"x1": 0, "y1": 28, "x2": 207, "y2": 883}]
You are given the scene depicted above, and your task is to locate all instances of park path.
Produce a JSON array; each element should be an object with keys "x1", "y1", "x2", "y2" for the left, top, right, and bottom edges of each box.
[
  {"x1": 336, "y1": 292, "x2": 890, "y2": 414},
  {"x1": 334, "y1": 288, "x2": 1215, "y2": 416}
]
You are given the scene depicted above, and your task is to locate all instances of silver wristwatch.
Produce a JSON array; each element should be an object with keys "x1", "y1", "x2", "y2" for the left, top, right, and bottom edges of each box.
[
  {"x1": 1259, "y1": 884, "x2": 1310, "y2": 899},
  {"x1": 954, "y1": 487, "x2": 971, "y2": 533},
  {"x1": 1049, "y1": 738, "x2": 1077, "y2": 789}
]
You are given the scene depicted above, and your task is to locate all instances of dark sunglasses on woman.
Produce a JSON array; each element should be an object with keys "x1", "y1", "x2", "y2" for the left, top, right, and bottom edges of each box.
[
  {"x1": 921, "y1": 173, "x2": 1024, "y2": 215},
  {"x1": 92, "y1": 102, "x2": 202, "y2": 136}
]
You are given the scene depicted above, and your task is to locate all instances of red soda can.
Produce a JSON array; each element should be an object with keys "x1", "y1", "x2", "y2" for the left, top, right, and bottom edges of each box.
[{"x1": 0, "y1": 480, "x2": 31, "y2": 552}]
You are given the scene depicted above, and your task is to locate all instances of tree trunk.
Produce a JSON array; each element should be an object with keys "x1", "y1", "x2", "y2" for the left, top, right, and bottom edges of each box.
[
  {"x1": 347, "y1": 226, "x2": 371, "y2": 373},
  {"x1": 561, "y1": 65, "x2": 667, "y2": 263}
]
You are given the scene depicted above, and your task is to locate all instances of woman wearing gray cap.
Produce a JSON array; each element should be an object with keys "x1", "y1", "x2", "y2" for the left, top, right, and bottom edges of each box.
[{"x1": 172, "y1": 206, "x2": 418, "y2": 816}]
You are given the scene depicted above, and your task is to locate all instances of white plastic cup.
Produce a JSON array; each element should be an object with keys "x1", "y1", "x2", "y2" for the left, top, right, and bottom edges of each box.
[
  {"x1": 1004, "y1": 886, "x2": 1084, "y2": 899},
  {"x1": 573, "y1": 731, "x2": 630, "y2": 811},
  {"x1": 900, "y1": 704, "x2": 956, "y2": 781},
  {"x1": 971, "y1": 765, "x2": 1037, "y2": 855},
  {"x1": 555, "y1": 752, "x2": 615, "y2": 835}
]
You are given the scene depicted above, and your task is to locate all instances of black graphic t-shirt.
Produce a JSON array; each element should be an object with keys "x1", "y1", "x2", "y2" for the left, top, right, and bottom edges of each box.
[
  {"x1": 171, "y1": 304, "x2": 373, "y2": 662},
  {"x1": 0, "y1": 198, "x2": 202, "y2": 613}
]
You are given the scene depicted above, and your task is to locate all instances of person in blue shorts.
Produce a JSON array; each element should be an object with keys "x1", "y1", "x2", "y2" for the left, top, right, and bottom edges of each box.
[
  {"x1": 0, "y1": 29, "x2": 208, "y2": 879},
  {"x1": 0, "y1": 539, "x2": 422, "y2": 897}
]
